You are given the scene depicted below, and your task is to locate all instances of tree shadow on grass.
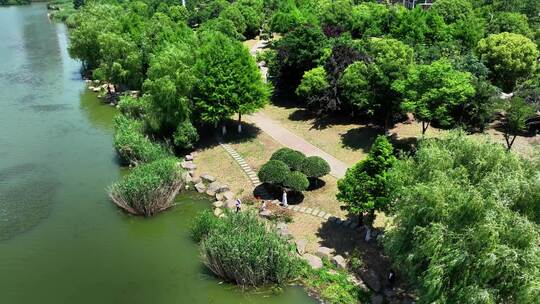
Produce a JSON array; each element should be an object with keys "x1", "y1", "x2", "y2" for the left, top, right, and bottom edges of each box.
[
  {"x1": 253, "y1": 183, "x2": 305, "y2": 204},
  {"x1": 306, "y1": 178, "x2": 326, "y2": 191},
  {"x1": 195, "y1": 119, "x2": 262, "y2": 150},
  {"x1": 340, "y1": 125, "x2": 383, "y2": 153}
]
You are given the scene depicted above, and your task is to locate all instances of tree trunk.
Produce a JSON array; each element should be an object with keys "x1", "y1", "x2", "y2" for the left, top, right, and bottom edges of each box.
[
  {"x1": 364, "y1": 210, "x2": 375, "y2": 242},
  {"x1": 364, "y1": 226, "x2": 372, "y2": 242},
  {"x1": 237, "y1": 113, "x2": 242, "y2": 133},
  {"x1": 222, "y1": 125, "x2": 227, "y2": 136},
  {"x1": 422, "y1": 121, "x2": 430, "y2": 136}
]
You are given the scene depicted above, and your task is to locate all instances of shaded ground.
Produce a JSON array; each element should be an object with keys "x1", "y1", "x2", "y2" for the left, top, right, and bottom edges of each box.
[{"x1": 261, "y1": 103, "x2": 382, "y2": 166}]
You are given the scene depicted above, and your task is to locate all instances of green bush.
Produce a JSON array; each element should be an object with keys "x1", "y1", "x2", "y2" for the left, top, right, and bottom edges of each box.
[
  {"x1": 108, "y1": 158, "x2": 183, "y2": 216},
  {"x1": 301, "y1": 262, "x2": 368, "y2": 304},
  {"x1": 190, "y1": 210, "x2": 221, "y2": 243},
  {"x1": 271, "y1": 148, "x2": 306, "y2": 171},
  {"x1": 173, "y1": 120, "x2": 199, "y2": 150},
  {"x1": 113, "y1": 114, "x2": 170, "y2": 165},
  {"x1": 283, "y1": 171, "x2": 309, "y2": 192},
  {"x1": 300, "y1": 156, "x2": 330, "y2": 178},
  {"x1": 195, "y1": 211, "x2": 301, "y2": 287},
  {"x1": 258, "y1": 160, "x2": 290, "y2": 184},
  {"x1": 118, "y1": 96, "x2": 147, "y2": 119}
]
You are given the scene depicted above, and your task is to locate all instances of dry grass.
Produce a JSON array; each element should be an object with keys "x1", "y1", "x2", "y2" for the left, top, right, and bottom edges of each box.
[
  {"x1": 242, "y1": 39, "x2": 259, "y2": 50},
  {"x1": 261, "y1": 104, "x2": 381, "y2": 165},
  {"x1": 194, "y1": 138, "x2": 253, "y2": 200}
]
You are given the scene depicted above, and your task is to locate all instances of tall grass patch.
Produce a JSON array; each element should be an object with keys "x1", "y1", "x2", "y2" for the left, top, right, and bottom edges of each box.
[
  {"x1": 108, "y1": 157, "x2": 183, "y2": 216},
  {"x1": 191, "y1": 211, "x2": 301, "y2": 287}
]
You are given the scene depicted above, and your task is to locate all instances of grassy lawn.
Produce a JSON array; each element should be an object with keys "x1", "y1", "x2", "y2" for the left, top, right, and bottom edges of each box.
[
  {"x1": 212, "y1": 120, "x2": 347, "y2": 216},
  {"x1": 261, "y1": 103, "x2": 382, "y2": 166},
  {"x1": 193, "y1": 137, "x2": 253, "y2": 200}
]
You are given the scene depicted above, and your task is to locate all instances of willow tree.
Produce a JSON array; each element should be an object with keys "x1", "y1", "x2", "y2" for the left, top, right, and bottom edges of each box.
[{"x1": 385, "y1": 133, "x2": 540, "y2": 303}]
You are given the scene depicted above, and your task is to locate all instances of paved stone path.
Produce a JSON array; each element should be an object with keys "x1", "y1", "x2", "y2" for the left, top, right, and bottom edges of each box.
[{"x1": 246, "y1": 112, "x2": 349, "y2": 178}]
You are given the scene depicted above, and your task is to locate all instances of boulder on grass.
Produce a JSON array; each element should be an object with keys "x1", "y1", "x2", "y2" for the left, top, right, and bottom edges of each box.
[
  {"x1": 191, "y1": 176, "x2": 201, "y2": 184},
  {"x1": 224, "y1": 199, "x2": 236, "y2": 210},
  {"x1": 206, "y1": 189, "x2": 216, "y2": 197},
  {"x1": 185, "y1": 154, "x2": 194, "y2": 161},
  {"x1": 360, "y1": 269, "x2": 381, "y2": 292},
  {"x1": 316, "y1": 246, "x2": 333, "y2": 259},
  {"x1": 195, "y1": 182, "x2": 206, "y2": 193},
  {"x1": 201, "y1": 174, "x2": 216, "y2": 183},
  {"x1": 303, "y1": 254, "x2": 323, "y2": 270},
  {"x1": 332, "y1": 255, "x2": 347, "y2": 270},
  {"x1": 181, "y1": 161, "x2": 196, "y2": 170},
  {"x1": 259, "y1": 210, "x2": 272, "y2": 218},
  {"x1": 295, "y1": 239, "x2": 307, "y2": 255},
  {"x1": 213, "y1": 208, "x2": 223, "y2": 217},
  {"x1": 212, "y1": 201, "x2": 224, "y2": 208}
]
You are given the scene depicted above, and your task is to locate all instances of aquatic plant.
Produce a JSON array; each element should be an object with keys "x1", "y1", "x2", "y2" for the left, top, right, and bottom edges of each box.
[
  {"x1": 113, "y1": 114, "x2": 170, "y2": 166},
  {"x1": 192, "y1": 211, "x2": 301, "y2": 287},
  {"x1": 108, "y1": 158, "x2": 183, "y2": 216}
]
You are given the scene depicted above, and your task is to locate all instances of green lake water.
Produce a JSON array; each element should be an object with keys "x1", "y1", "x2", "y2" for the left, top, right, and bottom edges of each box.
[{"x1": 0, "y1": 4, "x2": 316, "y2": 304}]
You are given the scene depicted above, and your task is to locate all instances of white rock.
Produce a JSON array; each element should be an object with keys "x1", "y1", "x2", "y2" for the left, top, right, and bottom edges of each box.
[
  {"x1": 194, "y1": 182, "x2": 206, "y2": 193},
  {"x1": 201, "y1": 174, "x2": 216, "y2": 183},
  {"x1": 181, "y1": 161, "x2": 196, "y2": 170},
  {"x1": 332, "y1": 255, "x2": 347, "y2": 270},
  {"x1": 213, "y1": 208, "x2": 223, "y2": 217},
  {"x1": 212, "y1": 201, "x2": 224, "y2": 208},
  {"x1": 303, "y1": 254, "x2": 323, "y2": 270},
  {"x1": 316, "y1": 247, "x2": 333, "y2": 260},
  {"x1": 185, "y1": 154, "x2": 194, "y2": 161},
  {"x1": 295, "y1": 239, "x2": 307, "y2": 255}
]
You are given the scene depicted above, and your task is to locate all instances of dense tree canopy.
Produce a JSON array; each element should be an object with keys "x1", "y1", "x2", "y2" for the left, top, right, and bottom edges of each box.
[
  {"x1": 395, "y1": 59, "x2": 475, "y2": 134},
  {"x1": 385, "y1": 133, "x2": 540, "y2": 303},
  {"x1": 477, "y1": 33, "x2": 538, "y2": 92}
]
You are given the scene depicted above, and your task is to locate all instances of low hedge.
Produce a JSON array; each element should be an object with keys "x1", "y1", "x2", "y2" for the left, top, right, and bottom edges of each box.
[
  {"x1": 113, "y1": 114, "x2": 170, "y2": 166},
  {"x1": 192, "y1": 211, "x2": 301, "y2": 287},
  {"x1": 108, "y1": 157, "x2": 183, "y2": 216}
]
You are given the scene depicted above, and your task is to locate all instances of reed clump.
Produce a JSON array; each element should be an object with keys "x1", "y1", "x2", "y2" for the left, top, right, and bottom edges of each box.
[
  {"x1": 108, "y1": 157, "x2": 183, "y2": 216},
  {"x1": 191, "y1": 211, "x2": 301, "y2": 287}
]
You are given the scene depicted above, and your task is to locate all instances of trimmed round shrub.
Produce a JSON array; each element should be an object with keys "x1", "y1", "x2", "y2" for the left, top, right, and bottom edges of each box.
[
  {"x1": 113, "y1": 114, "x2": 170, "y2": 165},
  {"x1": 118, "y1": 96, "x2": 147, "y2": 119},
  {"x1": 195, "y1": 211, "x2": 301, "y2": 287},
  {"x1": 258, "y1": 160, "x2": 290, "y2": 184},
  {"x1": 108, "y1": 157, "x2": 183, "y2": 216},
  {"x1": 283, "y1": 171, "x2": 309, "y2": 192},
  {"x1": 300, "y1": 156, "x2": 331, "y2": 178},
  {"x1": 270, "y1": 148, "x2": 306, "y2": 171},
  {"x1": 173, "y1": 120, "x2": 199, "y2": 149}
]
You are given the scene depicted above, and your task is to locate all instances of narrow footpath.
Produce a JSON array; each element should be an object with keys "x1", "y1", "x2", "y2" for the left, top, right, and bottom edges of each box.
[{"x1": 246, "y1": 112, "x2": 349, "y2": 178}]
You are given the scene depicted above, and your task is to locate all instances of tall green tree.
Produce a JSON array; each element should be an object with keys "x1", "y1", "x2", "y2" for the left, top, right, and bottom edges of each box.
[
  {"x1": 93, "y1": 32, "x2": 143, "y2": 90},
  {"x1": 394, "y1": 59, "x2": 475, "y2": 134},
  {"x1": 194, "y1": 31, "x2": 268, "y2": 132},
  {"x1": 143, "y1": 42, "x2": 196, "y2": 135},
  {"x1": 337, "y1": 135, "x2": 396, "y2": 241},
  {"x1": 477, "y1": 32, "x2": 539, "y2": 92},
  {"x1": 367, "y1": 38, "x2": 414, "y2": 131}
]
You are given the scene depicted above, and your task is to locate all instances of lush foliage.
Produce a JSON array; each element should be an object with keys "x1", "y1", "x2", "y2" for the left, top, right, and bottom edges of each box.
[
  {"x1": 283, "y1": 171, "x2": 309, "y2": 192},
  {"x1": 300, "y1": 156, "x2": 331, "y2": 179},
  {"x1": 385, "y1": 133, "x2": 540, "y2": 303},
  {"x1": 501, "y1": 97, "x2": 536, "y2": 150},
  {"x1": 477, "y1": 32, "x2": 538, "y2": 92},
  {"x1": 395, "y1": 59, "x2": 475, "y2": 134},
  {"x1": 270, "y1": 147, "x2": 306, "y2": 171},
  {"x1": 108, "y1": 158, "x2": 183, "y2": 216},
  {"x1": 258, "y1": 160, "x2": 290, "y2": 185},
  {"x1": 113, "y1": 114, "x2": 170, "y2": 166},
  {"x1": 337, "y1": 135, "x2": 396, "y2": 220},
  {"x1": 192, "y1": 211, "x2": 301, "y2": 287}
]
